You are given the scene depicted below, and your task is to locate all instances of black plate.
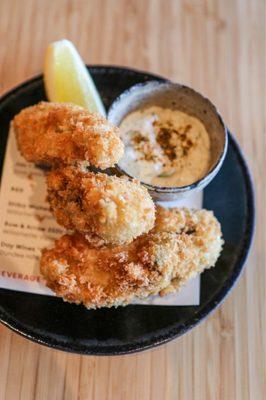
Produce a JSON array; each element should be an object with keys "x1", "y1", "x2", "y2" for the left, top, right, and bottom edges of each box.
[{"x1": 0, "y1": 66, "x2": 255, "y2": 355}]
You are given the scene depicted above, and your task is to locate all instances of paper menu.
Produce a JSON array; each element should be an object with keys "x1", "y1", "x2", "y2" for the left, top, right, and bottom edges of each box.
[{"x1": 0, "y1": 129, "x2": 202, "y2": 305}]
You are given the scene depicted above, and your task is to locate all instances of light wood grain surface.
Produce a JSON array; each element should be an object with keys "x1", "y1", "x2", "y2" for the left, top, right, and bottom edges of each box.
[{"x1": 0, "y1": 1, "x2": 265, "y2": 399}]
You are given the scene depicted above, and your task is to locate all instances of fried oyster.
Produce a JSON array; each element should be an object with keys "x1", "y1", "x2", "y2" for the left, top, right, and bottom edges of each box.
[
  {"x1": 40, "y1": 207, "x2": 223, "y2": 309},
  {"x1": 46, "y1": 166, "x2": 155, "y2": 246},
  {"x1": 13, "y1": 101, "x2": 124, "y2": 169}
]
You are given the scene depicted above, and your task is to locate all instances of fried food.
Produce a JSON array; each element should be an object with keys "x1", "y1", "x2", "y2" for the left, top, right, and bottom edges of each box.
[
  {"x1": 46, "y1": 166, "x2": 155, "y2": 246},
  {"x1": 13, "y1": 101, "x2": 124, "y2": 169},
  {"x1": 40, "y1": 207, "x2": 223, "y2": 309},
  {"x1": 40, "y1": 232, "x2": 178, "y2": 309},
  {"x1": 153, "y1": 206, "x2": 224, "y2": 295}
]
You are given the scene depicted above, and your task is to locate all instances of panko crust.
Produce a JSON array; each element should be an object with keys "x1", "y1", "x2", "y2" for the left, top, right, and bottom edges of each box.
[
  {"x1": 46, "y1": 166, "x2": 155, "y2": 246},
  {"x1": 40, "y1": 206, "x2": 223, "y2": 309},
  {"x1": 40, "y1": 232, "x2": 178, "y2": 309},
  {"x1": 153, "y1": 206, "x2": 224, "y2": 295},
  {"x1": 13, "y1": 101, "x2": 124, "y2": 169}
]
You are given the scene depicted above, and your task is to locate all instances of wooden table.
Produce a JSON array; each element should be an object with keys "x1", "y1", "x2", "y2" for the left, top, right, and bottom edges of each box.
[{"x1": 0, "y1": 1, "x2": 265, "y2": 399}]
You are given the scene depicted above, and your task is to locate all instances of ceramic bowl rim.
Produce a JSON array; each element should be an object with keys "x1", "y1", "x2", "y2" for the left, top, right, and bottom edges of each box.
[{"x1": 108, "y1": 80, "x2": 228, "y2": 193}]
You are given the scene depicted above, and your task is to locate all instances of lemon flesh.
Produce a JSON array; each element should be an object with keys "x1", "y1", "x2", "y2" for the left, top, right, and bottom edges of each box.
[{"x1": 44, "y1": 39, "x2": 106, "y2": 116}]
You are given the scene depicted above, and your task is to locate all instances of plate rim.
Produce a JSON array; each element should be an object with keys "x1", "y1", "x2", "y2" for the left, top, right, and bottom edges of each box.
[{"x1": 0, "y1": 67, "x2": 255, "y2": 355}]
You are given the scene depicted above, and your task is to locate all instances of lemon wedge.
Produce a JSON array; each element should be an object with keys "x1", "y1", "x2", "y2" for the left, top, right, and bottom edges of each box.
[{"x1": 44, "y1": 39, "x2": 106, "y2": 116}]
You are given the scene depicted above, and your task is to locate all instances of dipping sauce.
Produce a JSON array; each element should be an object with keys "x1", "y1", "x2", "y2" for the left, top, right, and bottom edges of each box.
[{"x1": 118, "y1": 106, "x2": 211, "y2": 187}]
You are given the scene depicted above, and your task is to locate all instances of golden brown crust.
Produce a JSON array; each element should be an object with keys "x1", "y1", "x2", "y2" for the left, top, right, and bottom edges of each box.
[
  {"x1": 40, "y1": 207, "x2": 223, "y2": 309},
  {"x1": 40, "y1": 232, "x2": 178, "y2": 308},
  {"x1": 153, "y1": 206, "x2": 224, "y2": 295},
  {"x1": 46, "y1": 166, "x2": 155, "y2": 245},
  {"x1": 13, "y1": 101, "x2": 124, "y2": 169}
]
